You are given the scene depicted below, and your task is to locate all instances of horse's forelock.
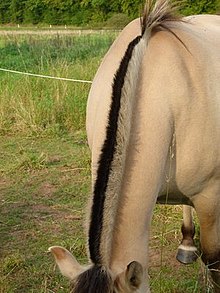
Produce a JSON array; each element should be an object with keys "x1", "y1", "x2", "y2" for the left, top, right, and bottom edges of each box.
[{"x1": 71, "y1": 265, "x2": 113, "y2": 293}]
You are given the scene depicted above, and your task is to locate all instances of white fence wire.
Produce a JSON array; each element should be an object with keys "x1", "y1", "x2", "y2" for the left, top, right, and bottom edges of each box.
[{"x1": 0, "y1": 67, "x2": 92, "y2": 84}]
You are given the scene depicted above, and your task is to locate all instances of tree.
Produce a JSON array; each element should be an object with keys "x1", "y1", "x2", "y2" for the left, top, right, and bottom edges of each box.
[
  {"x1": 0, "y1": 0, "x2": 219, "y2": 26},
  {"x1": 9, "y1": 0, "x2": 26, "y2": 23},
  {"x1": 0, "y1": 0, "x2": 11, "y2": 23},
  {"x1": 23, "y1": 0, "x2": 46, "y2": 24},
  {"x1": 180, "y1": 0, "x2": 219, "y2": 15},
  {"x1": 119, "y1": 0, "x2": 144, "y2": 18}
]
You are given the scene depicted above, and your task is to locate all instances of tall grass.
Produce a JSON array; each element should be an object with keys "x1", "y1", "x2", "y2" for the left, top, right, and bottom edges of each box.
[{"x1": 0, "y1": 33, "x2": 117, "y2": 135}]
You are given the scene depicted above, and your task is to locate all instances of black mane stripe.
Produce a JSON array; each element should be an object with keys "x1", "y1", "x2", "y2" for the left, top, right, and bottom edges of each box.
[{"x1": 88, "y1": 35, "x2": 142, "y2": 264}]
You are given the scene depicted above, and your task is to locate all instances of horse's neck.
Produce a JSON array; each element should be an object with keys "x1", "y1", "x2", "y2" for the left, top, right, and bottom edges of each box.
[
  {"x1": 88, "y1": 20, "x2": 174, "y2": 272},
  {"x1": 109, "y1": 103, "x2": 173, "y2": 274}
]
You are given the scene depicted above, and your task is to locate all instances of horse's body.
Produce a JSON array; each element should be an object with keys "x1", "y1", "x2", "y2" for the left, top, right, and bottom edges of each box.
[{"x1": 50, "y1": 1, "x2": 220, "y2": 292}]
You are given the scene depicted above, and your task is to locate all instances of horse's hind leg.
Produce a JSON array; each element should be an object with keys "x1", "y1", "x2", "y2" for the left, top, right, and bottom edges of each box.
[
  {"x1": 176, "y1": 205, "x2": 198, "y2": 264},
  {"x1": 193, "y1": 193, "x2": 220, "y2": 293}
]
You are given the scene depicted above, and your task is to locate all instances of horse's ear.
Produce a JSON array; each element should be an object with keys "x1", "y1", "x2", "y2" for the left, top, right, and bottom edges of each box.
[
  {"x1": 125, "y1": 261, "x2": 143, "y2": 290},
  {"x1": 49, "y1": 246, "x2": 83, "y2": 280}
]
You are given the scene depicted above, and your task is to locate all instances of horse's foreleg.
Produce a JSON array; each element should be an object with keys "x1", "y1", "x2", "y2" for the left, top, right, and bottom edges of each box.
[
  {"x1": 193, "y1": 192, "x2": 220, "y2": 293},
  {"x1": 176, "y1": 205, "x2": 198, "y2": 264}
]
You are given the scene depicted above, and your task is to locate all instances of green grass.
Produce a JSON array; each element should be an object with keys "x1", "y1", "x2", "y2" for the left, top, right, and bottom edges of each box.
[
  {"x1": 0, "y1": 32, "x2": 117, "y2": 135},
  {"x1": 0, "y1": 134, "x2": 214, "y2": 292},
  {"x1": 149, "y1": 205, "x2": 214, "y2": 292},
  {"x1": 0, "y1": 132, "x2": 90, "y2": 292},
  {"x1": 0, "y1": 32, "x2": 215, "y2": 292}
]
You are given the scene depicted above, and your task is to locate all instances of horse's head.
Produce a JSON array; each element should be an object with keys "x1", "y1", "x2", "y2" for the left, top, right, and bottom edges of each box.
[{"x1": 49, "y1": 246, "x2": 144, "y2": 293}]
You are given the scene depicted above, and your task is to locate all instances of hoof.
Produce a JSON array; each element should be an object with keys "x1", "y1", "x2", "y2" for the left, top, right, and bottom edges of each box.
[{"x1": 176, "y1": 245, "x2": 198, "y2": 264}]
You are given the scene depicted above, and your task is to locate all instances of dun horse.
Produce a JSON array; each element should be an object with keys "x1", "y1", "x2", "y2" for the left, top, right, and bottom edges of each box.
[{"x1": 49, "y1": 0, "x2": 220, "y2": 291}]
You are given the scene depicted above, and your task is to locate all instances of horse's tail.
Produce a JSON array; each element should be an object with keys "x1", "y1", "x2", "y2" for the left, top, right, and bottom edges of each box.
[{"x1": 89, "y1": 0, "x2": 180, "y2": 267}]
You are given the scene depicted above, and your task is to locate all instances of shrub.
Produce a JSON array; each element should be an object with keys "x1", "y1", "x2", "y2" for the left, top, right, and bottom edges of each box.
[{"x1": 104, "y1": 13, "x2": 131, "y2": 29}]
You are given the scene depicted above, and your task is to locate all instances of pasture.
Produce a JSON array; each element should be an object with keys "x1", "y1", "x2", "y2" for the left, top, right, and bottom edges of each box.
[{"x1": 0, "y1": 31, "x2": 213, "y2": 292}]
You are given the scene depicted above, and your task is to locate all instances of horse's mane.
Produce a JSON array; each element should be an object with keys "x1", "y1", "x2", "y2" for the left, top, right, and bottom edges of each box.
[
  {"x1": 141, "y1": 0, "x2": 180, "y2": 34},
  {"x1": 71, "y1": 265, "x2": 113, "y2": 293}
]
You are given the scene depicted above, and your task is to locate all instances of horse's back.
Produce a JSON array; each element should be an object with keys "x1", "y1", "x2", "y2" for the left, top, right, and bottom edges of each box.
[
  {"x1": 139, "y1": 14, "x2": 220, "y2": 197},
  {"x1": 185, "y1": 14, "x2": 220, "y2": 30},
  {"x1": 87, "y1": 15, "x2": 220, "y2": 191},
  {"x1": 164, "y1": 15, "x2": 220, "y2": 196}
]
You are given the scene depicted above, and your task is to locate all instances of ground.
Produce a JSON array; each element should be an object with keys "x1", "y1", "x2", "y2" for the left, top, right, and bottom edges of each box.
[{"x1": 0, "y1": 132, "x2": 213, "y2": 292}]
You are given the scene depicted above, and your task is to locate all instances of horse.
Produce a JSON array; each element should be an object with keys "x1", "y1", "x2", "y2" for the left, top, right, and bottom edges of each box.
[{"x1": 49, "y1": 0, "x2": 220, "y2": 292}]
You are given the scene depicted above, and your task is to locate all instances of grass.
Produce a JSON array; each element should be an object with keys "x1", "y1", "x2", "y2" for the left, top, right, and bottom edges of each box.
[
  {"x1": 0, "y1": 32, "x2": 117, "y2": 135},
  {"x1": 0, "y1": 134, "x2": 214, "y2": 292},
  {"x1": 0, "y1": 132, "x2": 90, "y2": 293},
  {"x1": 0, "y1": 31, "x2": 216, "y2": 292},
  {"x1": 149, "y1": 205, "x2": 210, "y2": 292}
]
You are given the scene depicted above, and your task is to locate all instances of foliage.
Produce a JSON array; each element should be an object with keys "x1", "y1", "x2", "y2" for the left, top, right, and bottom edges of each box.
[
  {"x1": 180, "y1": 0, "x2": 220, "y2": 15},
  {"x1": 0, "y1": 0, "x2": 219, "y2": 26},
  {"x1": 104, "y1": 13, "x2": 131, "y2": 28}
]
